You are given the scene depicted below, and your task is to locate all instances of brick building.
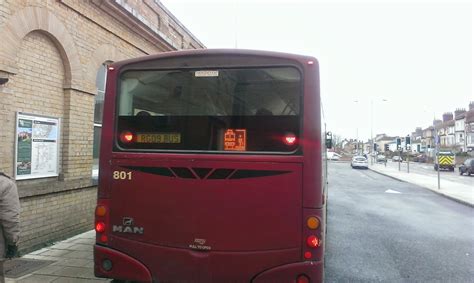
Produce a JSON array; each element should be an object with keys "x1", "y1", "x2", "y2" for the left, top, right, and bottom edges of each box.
[{"x1": 0, "y1": 0, "x2": 204, "y2": 253}]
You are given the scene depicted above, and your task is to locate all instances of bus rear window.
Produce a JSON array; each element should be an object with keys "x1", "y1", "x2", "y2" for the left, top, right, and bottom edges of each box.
[{"x1": 116, "y1": 67, "x2": 301, "y2": 153}]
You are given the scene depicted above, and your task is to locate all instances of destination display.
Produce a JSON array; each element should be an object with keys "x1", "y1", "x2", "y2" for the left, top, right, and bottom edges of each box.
[{"x1": 224, "y1": 129, "x2": 247, "y2": 151}]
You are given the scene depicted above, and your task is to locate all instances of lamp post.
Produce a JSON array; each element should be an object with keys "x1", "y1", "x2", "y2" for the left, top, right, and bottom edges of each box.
[
  {"x1": 371, "y1": 99, "x2": 388, "y2": 165},
  {"x1": 353, "y1": 99, "x2": 388, "y2": 161}
]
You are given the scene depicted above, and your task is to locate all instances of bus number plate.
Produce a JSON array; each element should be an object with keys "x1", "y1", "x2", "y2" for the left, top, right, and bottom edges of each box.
[{"x1": 136, "y1": 133, "x2": 181, "y2": 144}]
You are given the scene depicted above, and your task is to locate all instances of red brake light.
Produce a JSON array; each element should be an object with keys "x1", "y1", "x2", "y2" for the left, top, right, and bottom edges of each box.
[
  {"x1": 304, "y1": 251, "x2": 312, "y2": 259},
  {"x1": 100, "y1": 234, "x2": 108, "y2": 243},
  {"x1": 297, "y1": 274, "x2": 310, "y2": 283},
  {"x1": 95, "y1": 221, "x2": 106, "y2": 233},
  {"x1": 306, "y1": 235, "x2": 319, "y2": 248},
  {"x1": 120, "y1": 131, "x2": 134, "y2": 143},
  {"x1": 284, "y1": 133, "x2": 297, "y2": 145}
]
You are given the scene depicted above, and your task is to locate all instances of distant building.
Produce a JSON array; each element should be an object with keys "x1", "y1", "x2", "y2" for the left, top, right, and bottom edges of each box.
[
  {"x1": 437, "y1": 113, "x2": 455, "y2": 148},
  {"x1": 454, "y1": 108, "x2": 467, "y2": 151},
  {"x1": 466, "y1": 102, "x2": 474, "y2": 151},
  {"x1": 374, "y1": 134, "x2": 395, "y2": 153},
  {"x1": 421, "y1": 126, "x2": 434, "y2": 153},
  {"x1": 410, "y1": 127, "x2": 423, "y2": 153}
]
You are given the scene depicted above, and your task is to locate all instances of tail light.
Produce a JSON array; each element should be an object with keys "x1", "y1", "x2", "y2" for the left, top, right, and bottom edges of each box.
[
  {"x1": 297, "y1": 274, "x2": 310, "y2": 283},
  {"x1": 120, "y1": 131, "x2": 134, "y2": 143},
  {"x1": 95, "y1": 222, "x2": 106, "y2": 233},
  {"x1": 284, "y1": 133, "x2": 297, "y2": 146},
  {"x1": 95, "y1": 200, "x2": 110, "y2": 244},
  {"x1": 306, "y1": 235, "x2": 320, "y2": 248}
]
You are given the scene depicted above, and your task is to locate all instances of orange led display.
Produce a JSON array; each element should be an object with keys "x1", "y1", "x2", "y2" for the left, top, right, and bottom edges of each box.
[{"x1": 224, "y1": 129, "x2": 246, "y2": 151}]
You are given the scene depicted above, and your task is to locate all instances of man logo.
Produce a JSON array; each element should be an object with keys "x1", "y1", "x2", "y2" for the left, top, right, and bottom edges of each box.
[
  {"x1": 123, "y1": 217, "x2": 134, "y2": 226},
  {"x1": 112, "y1": 217, "x2": 144, "y2": 234}
]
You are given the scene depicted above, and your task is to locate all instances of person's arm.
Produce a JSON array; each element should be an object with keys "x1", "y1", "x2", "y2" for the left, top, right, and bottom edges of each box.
[{"x1": 0, "y1": 179, "x2": 21, "y2": 248}]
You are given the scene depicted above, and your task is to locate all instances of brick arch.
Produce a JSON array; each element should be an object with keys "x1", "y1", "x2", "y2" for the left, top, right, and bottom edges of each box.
[
  {"x1": 87, "y1": 44, "x2": 126, "y2": 92},
  {"x1": 0, "y1": 6, "x2": 83, "y2": 89}
]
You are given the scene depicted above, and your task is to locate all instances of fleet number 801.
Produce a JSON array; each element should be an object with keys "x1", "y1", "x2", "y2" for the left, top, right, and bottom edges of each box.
[{"x1": 113, "y1": 171, "x2": 132, "y2": 180}]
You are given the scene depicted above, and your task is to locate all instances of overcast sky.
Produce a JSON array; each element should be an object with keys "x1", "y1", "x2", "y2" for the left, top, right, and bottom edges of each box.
[{"x1": 161, "y1": 0, "x2": 473, "y2": 140}]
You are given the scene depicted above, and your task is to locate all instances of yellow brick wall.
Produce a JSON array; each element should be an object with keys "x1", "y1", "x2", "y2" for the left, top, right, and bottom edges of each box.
[
  {"x1": 19, "y1": 186, "x2": 97, "y2": 254},
  {"x1": 0, "y1": 0, "x2": 204, "y2": 252}
]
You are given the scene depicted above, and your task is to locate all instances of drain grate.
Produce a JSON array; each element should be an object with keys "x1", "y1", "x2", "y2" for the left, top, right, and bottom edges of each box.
[{"x1": 4, "y1": 258, "x2": 55, "y2": 278}]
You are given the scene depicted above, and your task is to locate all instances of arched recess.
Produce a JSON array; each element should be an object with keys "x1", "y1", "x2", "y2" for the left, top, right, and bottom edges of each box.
[
  {"x1": 0, "y1": 6, "x2": 83, "y2": 89},
  {"x1": 83, "y1": 44, "x2": 127, "y2": 94},
  {"x1": 85, "y1": 44, "x2": 126, "y2": 89}
]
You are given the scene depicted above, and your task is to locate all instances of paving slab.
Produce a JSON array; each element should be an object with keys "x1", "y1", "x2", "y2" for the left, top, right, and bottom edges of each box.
[{"x1": 5, "y1": 230, "x2": 110, "y2": 282}]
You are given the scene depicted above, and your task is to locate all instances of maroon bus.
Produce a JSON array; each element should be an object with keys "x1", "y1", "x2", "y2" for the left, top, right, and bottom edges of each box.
[{"x1": 94, "y1": 49, "x2": 329, "y2": 282}]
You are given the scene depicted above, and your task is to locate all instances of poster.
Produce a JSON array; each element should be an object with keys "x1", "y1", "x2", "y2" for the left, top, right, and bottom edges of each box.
[{"x1": 15, "y1": 113, "x2": 60, "y2": 180}]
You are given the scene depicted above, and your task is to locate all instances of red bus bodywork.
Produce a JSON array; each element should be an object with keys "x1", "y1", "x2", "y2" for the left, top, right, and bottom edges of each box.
[{"x1": 94, "y1": 49, "x2": 326, "y2": 282}]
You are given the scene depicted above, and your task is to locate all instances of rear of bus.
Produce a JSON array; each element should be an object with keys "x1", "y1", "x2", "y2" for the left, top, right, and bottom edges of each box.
[{"x1": 94, "y1": 49, "x2": 326, "y2": 282}]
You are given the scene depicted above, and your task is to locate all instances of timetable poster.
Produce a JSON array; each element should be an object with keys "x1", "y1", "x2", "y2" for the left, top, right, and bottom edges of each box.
[{"x1": 15, "y1": 113, "x2": 60, "y2": 180}]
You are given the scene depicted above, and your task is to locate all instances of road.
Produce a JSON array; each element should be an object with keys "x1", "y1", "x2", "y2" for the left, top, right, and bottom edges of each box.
[
  {"x1": 379, "y1": 160, "x2": 474, "y2": 187},
  {"x1": 325, "y1": 162, "x2": 474, "y2": 282}
]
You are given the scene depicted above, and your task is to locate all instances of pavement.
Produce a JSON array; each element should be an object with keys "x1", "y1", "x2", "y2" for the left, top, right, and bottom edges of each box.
[
  {"x1": 368, "y1": 160, "x2": 474, "y2": 207},
  {"x1": 4, "y1": 230, "x2": 107, "y2": 282}
]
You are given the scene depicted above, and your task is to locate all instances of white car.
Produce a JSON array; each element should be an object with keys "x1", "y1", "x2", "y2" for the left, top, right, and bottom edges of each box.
[
  {"x1": 392, "y1": 156, "x2": 403, "y2": 162},
  {"x1": 327, "y1": 152, "x2": 341, "y2": 161},
  {"x1": 351, "y1": 156, "x2": 368, "y2": 169}
]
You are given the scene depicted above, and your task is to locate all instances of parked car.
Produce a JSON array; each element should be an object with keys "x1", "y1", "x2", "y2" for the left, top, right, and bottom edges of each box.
[
  {"x1": 413, "y1": 154, "x2": 427, "y2": 163},
  {"x1": 459, "y1": 158, "x2": 474, "y2": 176},
  {"x1": 392, "y1": 156, "x2": 403, "y2": 162},
  {"x1": 376, "y1": 155, "x2": 387, "y2": 163},
  {"x1": 327, "y1": 152, "x2": 341, "y2": 161},
  {"x1": 351, "y1": 156, "x2": 368, "y2": 169}
]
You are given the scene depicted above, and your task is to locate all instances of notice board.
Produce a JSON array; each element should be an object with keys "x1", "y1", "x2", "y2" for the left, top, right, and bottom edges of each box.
[{"x1": 15, "y1": 112, "x2": 60, "y2": 180}]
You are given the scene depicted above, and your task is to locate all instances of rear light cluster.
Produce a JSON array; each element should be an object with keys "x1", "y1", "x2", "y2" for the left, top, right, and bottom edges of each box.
[
  {"x1": 303, "y1": 216, "x2": 321, "y2": 260},
  {"x1": 95, "y1": 200, "x2": 110, "y2": 244}
]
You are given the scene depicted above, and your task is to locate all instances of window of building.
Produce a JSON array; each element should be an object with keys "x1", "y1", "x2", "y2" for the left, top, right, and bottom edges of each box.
[{"x1": 92, "y1": 64, "x2": 107, "y2": 179}]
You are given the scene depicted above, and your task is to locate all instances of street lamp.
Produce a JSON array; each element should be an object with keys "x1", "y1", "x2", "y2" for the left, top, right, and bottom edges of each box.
[
  {"x1": 371, "y1": 99, "x2": 388, "y2": 165},
  {"x1": 353, "y1": 99, "x2": 388, "y2": 160}
]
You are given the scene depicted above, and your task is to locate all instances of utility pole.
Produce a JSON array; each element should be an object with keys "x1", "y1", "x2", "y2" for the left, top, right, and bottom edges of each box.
[
  {"x1": 396, "y1": 137, "x2": 401, "y2": 171},
  {"x1": 434, "y1": 119, "x2": 440, "y2": 190},
  {"x1": 398, "y1": 148, "x2": 401, "y2": 171},
  {"x1": 407, "y1": 151, "x2": 410, "y2": 173},
  {"x1": 371, "y1": 100, "x2": 374, "y2": 165},
  {"x1": 406, "y1": 135, "x2": 411, "y2": 173}
]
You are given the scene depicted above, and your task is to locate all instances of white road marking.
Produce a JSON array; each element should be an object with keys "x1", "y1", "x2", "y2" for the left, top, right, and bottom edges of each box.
[{"x1": 385, "y1": 189, "x2": 401, "y2": 194}]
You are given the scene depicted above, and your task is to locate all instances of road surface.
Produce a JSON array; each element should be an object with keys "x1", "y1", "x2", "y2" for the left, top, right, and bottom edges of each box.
[{"x1": 325, "y1": 162, "x2": 474, "y2": 282}]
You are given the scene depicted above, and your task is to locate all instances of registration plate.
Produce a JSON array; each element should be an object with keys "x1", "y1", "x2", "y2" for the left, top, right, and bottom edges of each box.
[{"x1": 136, "y1": 133, "x2": 181, "y2": 144}]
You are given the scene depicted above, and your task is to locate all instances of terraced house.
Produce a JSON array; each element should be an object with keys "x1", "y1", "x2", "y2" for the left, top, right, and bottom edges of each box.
[{"x1": 0, "y1": 0, "x2": 204, "y2": 253}]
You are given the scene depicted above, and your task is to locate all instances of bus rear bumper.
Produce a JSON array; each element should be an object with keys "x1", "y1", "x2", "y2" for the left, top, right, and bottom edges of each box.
[
  {"x1": 252, "y1": 260, "x2": 323, "y2": 283},
  {"x1": 94, "y1": 244, "x2": 152, "y2": 282}
]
